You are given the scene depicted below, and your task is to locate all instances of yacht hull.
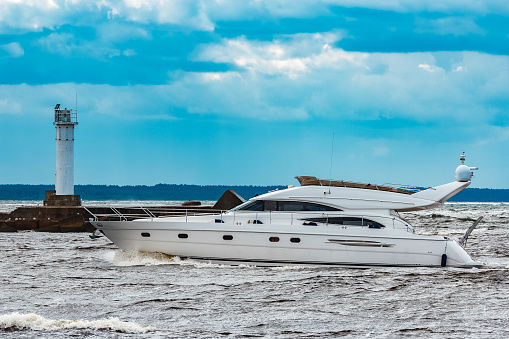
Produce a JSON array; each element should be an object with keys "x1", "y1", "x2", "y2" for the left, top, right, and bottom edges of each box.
[{"x1": 93, "y1": 220, "x2": 482, "y2": 268}]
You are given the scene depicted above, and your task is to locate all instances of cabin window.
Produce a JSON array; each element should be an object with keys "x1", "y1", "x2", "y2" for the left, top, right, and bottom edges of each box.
[
  {"x1": 265, "y1": 200, "x2": 277, "y2": 211},
  {"x1": 277, "y1": 201, "x2": 341, "y2": 212},
  {"x1": 178, "y1": 233, "x2": 189, "y2": 239},
  {"x1": 269, "y1": 237, "x2": 280, "y2": 242},
  {"x1": 301, "y1": 217, "x2": 384, "y2": 228},
  {"x1": 223, "y1": 235, "x2": 233, "y2": 240},
  {"x1": 236, "y1": 200, "x2": 342, "y2": 212},
  {"x1": 237, "y1": 200, "x2": 264, "y2": 211},
  {"x1": 141, "y1": 232, "x2": 151, "y2": 237},
  {"x1": 290, "y1": 238, "x2": 301, "y2": 243}
]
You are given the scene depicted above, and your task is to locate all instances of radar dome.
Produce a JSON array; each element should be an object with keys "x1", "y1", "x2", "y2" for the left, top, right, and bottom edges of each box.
[{"x1": 455, "y1": 165, "x2": 472, "y2": 182}]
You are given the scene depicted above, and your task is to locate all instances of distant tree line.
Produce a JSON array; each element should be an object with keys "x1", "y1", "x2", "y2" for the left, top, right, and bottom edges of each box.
[
  {"x1": 0, "y1": 184, "x2": 287, "y2": 201},
  {"x1": 0, "y1": 184, "x2": 508, "y2": 202}
]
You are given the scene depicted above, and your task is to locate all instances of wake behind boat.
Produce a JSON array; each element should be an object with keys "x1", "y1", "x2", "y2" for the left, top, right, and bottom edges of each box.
[{"x1": 90, "y1": 155, "x2": 483, "y2": 268}]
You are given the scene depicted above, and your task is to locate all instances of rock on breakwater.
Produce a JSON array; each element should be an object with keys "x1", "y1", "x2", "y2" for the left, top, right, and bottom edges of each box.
[{"x1": 0, "y1": 206, "x2": 94, "y2": 233}]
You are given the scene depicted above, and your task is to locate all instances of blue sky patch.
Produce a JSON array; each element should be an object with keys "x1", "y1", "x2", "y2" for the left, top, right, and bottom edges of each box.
[{"x1": 0, "y1": 1, "x2": 508, "y2": 188}]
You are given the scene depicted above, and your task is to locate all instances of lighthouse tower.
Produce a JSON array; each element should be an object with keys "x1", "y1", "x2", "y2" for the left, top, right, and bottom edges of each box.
[
  {"x1": 44, "y1": 104, "x2": 81, "y2": 206},
  {"x1": 54, "y1": 104, "x2": 78, "y2": 195}
]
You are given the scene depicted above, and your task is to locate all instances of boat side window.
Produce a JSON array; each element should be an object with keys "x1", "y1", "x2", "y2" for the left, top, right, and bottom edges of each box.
[
  {"x1": 236, "y1": 200, "x2": 342, "y2": 212},
  {"x1": 278, "y1": 201, "x2": 341, "y2": 212},
  {"x1": 237, "y1": 200, "x2": 264, "y2": 211},
  {"x1": 265, "y1": 200, "x2": 277, "y2": 211},
  {"x1": 301, "y1": 217, "x2": 384, "y2": 228}
]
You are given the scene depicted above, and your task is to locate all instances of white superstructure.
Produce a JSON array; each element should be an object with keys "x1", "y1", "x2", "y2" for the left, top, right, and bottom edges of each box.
[
  {"x1": 91, "y1": 158, "x2": 482, "y2": 268},
  {"x1": 54, "y1": 104, "x2": 78, "y2": 195}
]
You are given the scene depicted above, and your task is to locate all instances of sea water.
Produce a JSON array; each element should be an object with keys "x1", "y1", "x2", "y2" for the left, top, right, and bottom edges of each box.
[
  {"x1": 0, "y1": 200, "x2": 217, "y2": 213},
  {"x1": 1, "y1": 202, "x2": 508, "y2": 338}
]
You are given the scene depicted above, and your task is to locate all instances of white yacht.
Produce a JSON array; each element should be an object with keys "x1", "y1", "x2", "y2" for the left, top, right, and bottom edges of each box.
[{"x1": 90, "y1": 157, "x2": 482, "y2": 268}]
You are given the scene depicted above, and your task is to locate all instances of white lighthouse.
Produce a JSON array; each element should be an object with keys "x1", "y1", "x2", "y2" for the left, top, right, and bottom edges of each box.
[
  {"x1": 44, "y1": 104, "x2": 81, "y2": 206},
  {"x1": 54, "y1": 104, "x2": 78, "y2": 195}
]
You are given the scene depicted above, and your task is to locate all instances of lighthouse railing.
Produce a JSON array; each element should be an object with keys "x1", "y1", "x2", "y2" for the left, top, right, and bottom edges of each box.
[{"x1": 54, "y1": 109, "x2": 78, "y2": 124}]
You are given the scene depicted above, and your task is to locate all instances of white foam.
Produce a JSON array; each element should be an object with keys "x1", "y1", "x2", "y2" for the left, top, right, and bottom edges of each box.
[
  {"x1": 105, "y1": 250, "x2": 258, "y2": 269},
  {"x1": 270, "y1": 264, "x2": 311, "y2": 271},
  {"x1": 187, "y1": 260, "x2": 255, "y2": 269},
  {"x1": 105, "y1": 250, "x2": 178, "y2": 266},
  {"x1": 0, "y1": 312, "x2": 155, "y2": 333},
  {"x1": 476, "y1": 258, "x2": 509, "y2": 269}
]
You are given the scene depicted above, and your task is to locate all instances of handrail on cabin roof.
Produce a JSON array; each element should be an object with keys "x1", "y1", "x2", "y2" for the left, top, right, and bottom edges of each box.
[{"x1": 294, "y1": 176, "x2": 419, "y2": 195}]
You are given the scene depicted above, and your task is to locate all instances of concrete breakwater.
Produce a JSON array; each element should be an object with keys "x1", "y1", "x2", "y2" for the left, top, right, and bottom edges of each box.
[
  {"x1": 0, "y1": 206, "x2": 95, "y2": 233},
  {"x1": 0, "y1": 205, "x2": 208, "y2": 233},
  {"x1": 0, "y1": 189, "x2": 244, "y2": 233}
]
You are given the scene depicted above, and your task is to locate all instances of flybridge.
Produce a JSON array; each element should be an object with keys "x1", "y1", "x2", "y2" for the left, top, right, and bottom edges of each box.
[{"x1": 294, "y1": 176, "x2": 421, "y2": 195}]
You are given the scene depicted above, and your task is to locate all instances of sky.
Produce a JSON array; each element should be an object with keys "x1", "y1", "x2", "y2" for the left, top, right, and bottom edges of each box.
[{"x1": 0, "y1": 0, "x2": 508, "y2": 188}]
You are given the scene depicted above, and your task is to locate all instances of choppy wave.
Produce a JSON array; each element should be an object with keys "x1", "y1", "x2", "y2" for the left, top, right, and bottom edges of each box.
[
  {"x1": 105, "y1": 249, "x2": 263, "y2": 269},
  {"x1": 2, "y1": 202, "x2": 509, "y2": 338},
  {"x1": 83, "y1": 200, "x2": 216, "y2": 207},
  {"x1": 105, "y1": 249, "x2": 228, "y2": 268},
  {"x1": 105, "y1": 249, "x2": 178, "y2": 266},
  {"x1": 0, "y1": 312, "x2": 155, "y2": 333},
  {"x1": 0, "y1": 200, "x2": 42, "y2": 213}
]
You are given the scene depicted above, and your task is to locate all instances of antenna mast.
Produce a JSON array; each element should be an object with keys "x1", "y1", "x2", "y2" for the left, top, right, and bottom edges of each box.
[{"x1": 328, "y1": 133, "x2": 335, "y2": 193}]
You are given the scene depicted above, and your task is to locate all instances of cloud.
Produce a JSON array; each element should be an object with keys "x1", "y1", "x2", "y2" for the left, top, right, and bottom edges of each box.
[
  {"x1": 96, "y1": 23, "x2": 151, "y2": 43},
  {"x1": 0, "y1": 0, "x2": 329, "y2": 34},
  {"x1": 415, "y1": 17, "x2": 486, "y2": 36},
  {"x1": 0, "y1": 42, "x2": 24, "y2": 57},
  {"x1": 327, "y1": 0, "x2": 509, "y2": 15},
  {"x1": 1, "y1": 0, "x2": 507, "y2": 35},
  {"x1": 122, "y1": 48, "x2": 137, "y2": 57},
  {"x1": 418, "y1": 63, "x2": 441, "y2": 72},
  {"x1": 0, "y1": 0, "x2": 81, "y2": 33},
  {"x1": 0, "y1": 1, "x2": 507, "y2": 124},
  {"x1": 0, "y1": 46, "x2": 506, "y2": 125},
  {"x1": 110, "y1": 0, "x2": 215, "y2": 31},
  {"x1": 0, "y1": 98, "x2": 22, "y2": 114},
  {"x1": 191, "y1": 34, "x2": 507, "y2": 122},
  {"x1": 195, "y1": 32, "x2": 364, "y2": 79},
  {"x1": 36, "y1": 32, "x2": 122, "y2": 59},
  {"x1": 474, "y1": 126, "x2": 509, "y2": 146}
]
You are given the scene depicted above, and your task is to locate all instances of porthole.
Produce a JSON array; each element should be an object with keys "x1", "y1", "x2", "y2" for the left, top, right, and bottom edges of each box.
[
  {"x1": 178, "y1": 233, "x2": 188, "y2": 239},
  {"x1": 141, "y1": 232, "x2": 151, "y2": 237},
  {"x1": 290, "y1": 238, "x2": 300, "y2": 243},
  {"x1": 269, "y1": 237, "x2": 280, "y2": 242},
  {"x1": 223, "y1": 235, "x2": 233, "y2": 240}
]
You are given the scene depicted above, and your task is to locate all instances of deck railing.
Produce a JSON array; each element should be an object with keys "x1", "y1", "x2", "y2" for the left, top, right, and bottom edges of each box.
[{"x1": 84, "y1": 206, "x2": 413, "y2": 232}]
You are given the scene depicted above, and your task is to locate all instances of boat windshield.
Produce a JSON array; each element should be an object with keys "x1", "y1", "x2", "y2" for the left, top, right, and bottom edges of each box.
[{"x1": 232, "y1": 200, "x2": 342, "y2": 212}]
